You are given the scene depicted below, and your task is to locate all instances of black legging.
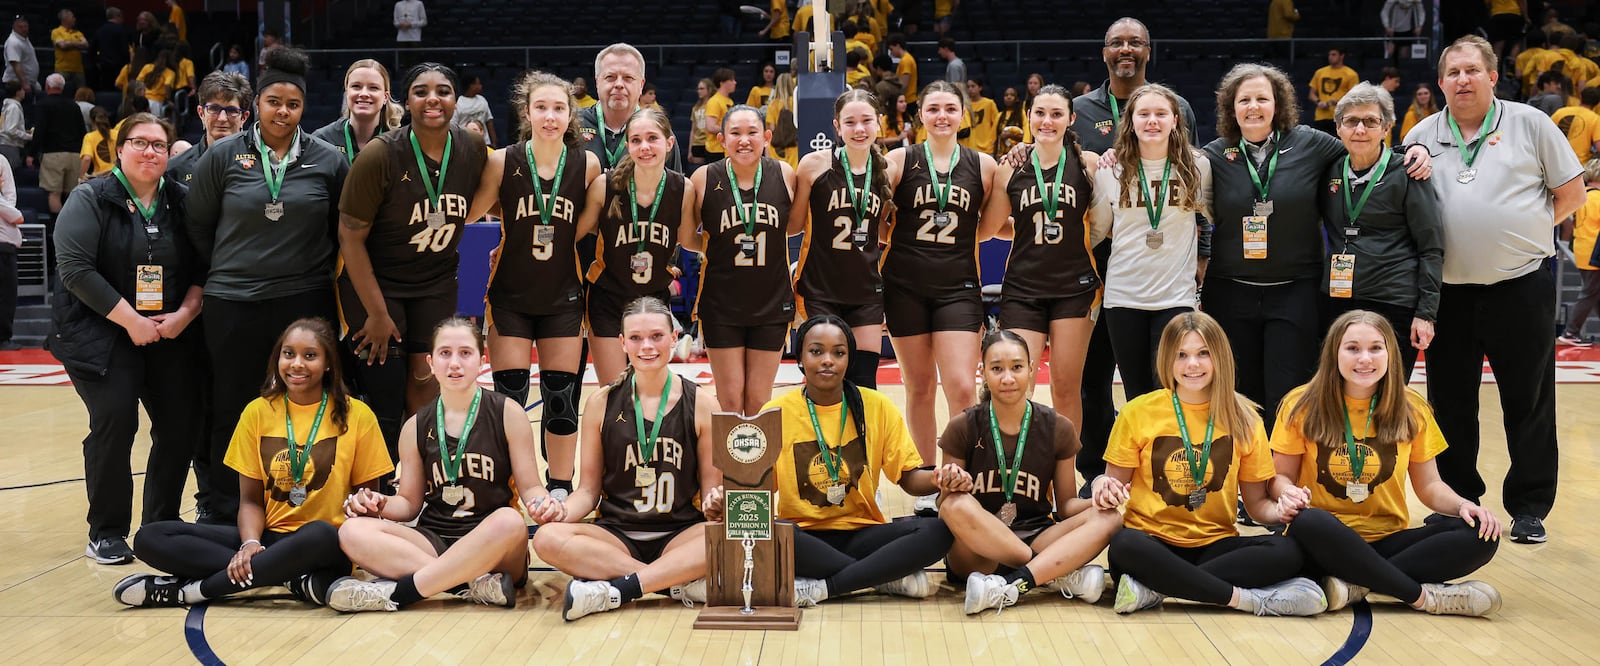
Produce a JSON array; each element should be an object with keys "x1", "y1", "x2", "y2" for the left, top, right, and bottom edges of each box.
[
  {"x1": 132, "y1": 520, "x2": 350, "y2": 599},
  {"x1": 1107, "y1": 528, "x2": 1304, "y2": 605},
  {"x1": 1285, "y1": 508, "x2": 1498, "y2": 604},
  {"x1": 794, "y1": 517, "x2": 953, "y2": 595},
  {"x1": 1104, "y1": 306, "x2": 1192, "y2": 398}
]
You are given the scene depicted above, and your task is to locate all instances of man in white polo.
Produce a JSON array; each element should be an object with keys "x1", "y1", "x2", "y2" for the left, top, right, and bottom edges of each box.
[{"x1": 1404, "y1": 35, "x2": 1584, "y2": 545}]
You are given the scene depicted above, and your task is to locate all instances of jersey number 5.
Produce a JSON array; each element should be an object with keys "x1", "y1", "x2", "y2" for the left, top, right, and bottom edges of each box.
[{"x1": 409, "y1": 224, "x2": 457, "y2": 253}]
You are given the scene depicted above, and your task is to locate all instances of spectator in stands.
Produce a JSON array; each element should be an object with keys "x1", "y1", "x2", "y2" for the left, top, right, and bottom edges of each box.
[
  {"x1": 688, "y1": 78, "x2": 711, "y2": 167},
  {"x1": 74, "y1": 87, "x2": 95, "y2": 129},
  {"x1": 132, "y1": 12, "x2": 161, "y2": 56},
  {"x1": 52, "y1": 10, "x2": 89, "y2": 93},
  {"x1": 32, "y1": 74, "x2": 85, "y2": 218},
  {"x1": 1381, "y1": 67, "x2": 1402, "y2": 95},
  {"x1": 880, "y1": 92, "x2": 913, "y2": 150},
  {"x1": 1070, "y1": 81, "x2": 1091, "y2": 97},
  {"x1": 1381, "y1": 0, "x2": 1425, "y2": 60},
  {"x1": 887, "y1": 34, "x2": 917, "y2": 107},
  {"x1": 1541, "y1": 7, "x2": 1575, "y2": 43},
  {"x1": 939, "y1": 38, "x2": 966, "y2": 85},
  {"x1": 127, "y1": 49, "x2": 178, "y2": 118},
  {"x1": 1309, "y1": 47, "x2": 1359, "y2": 134},
  {"x1": 1485, "y1": 0, "x2": 1526, "y2": 65},
  {"x1": 93, "y1": 8, "x2": 131, "y2": 92},
  {"x1": 748, "y1": 62, "x2": 776, "y2": 110},
  {"x1": 222, "y1": 44, "x2": 248, "y2": 79},
  {"x1": 1516, "y1": 29, "x2": 1560, "y2": 98},
  {"x1": 759, "y1": 0, "x2": 789, "y2": 44},
  {"x1": 394, "y1": 0, "x2": 427, "y2": 44},
  {"x1": 80, "y1": 107, "x2": 115, "y2": 176},
  {"x1": 933, "y1": 0, "x2": 956, "y2": 35},
  {"x1": 1553, "y1": 33, "x2": 1599, "y2": 92},
  {"x1": 165, "y1": 0, "x2": 187, "y2": 42},
  {"x1": 166, "y1": 71, "x2": 251, "y2": 183},
  {"x1": 0, "y1": 82, "x2": 28, "y2": 172},
  {"x1": 0, "y1": 153, "x2": 19, "y2": 350},
  {"x1": 173, "y1": 43, "x2": 195, "y2": 98},
  {"x1": 766, "y1": 73, "x2": 798, "y2": 169},
  {"x1": 995, "y1": 86, "x2": 1026, "y2": 150},
  {"x1": 1552, "y1": 88, "x2": 1600, "y2": 164},
  {"x1": 454, "y1": 74, "x2": 496, "y2": 147},
  {"x1": 963, "y1": 77, "x2": 999, "y2": 156},
  {"x1": 580, "y1": 43, "x2": 681, "y2": 172},
  {"x1": 1528, "y1": 70, "x2": 1568, "y2": 116},
  {"x1": 703, "y1": 68, "x2": 736, "y2": 162},
  {"x1": 1399, "y1": 83, "x2": 1437, "y2": 140},
  {"x1": 4, "y1": 16, "x2": 39, "y2": 97},
  {"x1": 258, "y1": 29, "x2": 283, "y2": 71},
  {"x1": 640, "y1": 83, "x2": 661, "y2": 114},
  {"x1": 871, "y1": 54, "x2": 902, "y2": 105},
  {"x1": 118, "y1": 80, "x2": 151, "y2": 121},
  {"x1": 1025, "y1": 73, "x2": 1044, "y2": 109},
  {"x1": 846, "y1": 49, "x2": 871, "y2": 88},
  {"x1": 1267, "y1": 0, "x2": 1299, "y2": 42},
  {"x1": 1561, "y1": 158, "x2": 1600, "y2": 346},
  {"x1": 571, "y1": 77, "x2": 598, "y2": 109}
]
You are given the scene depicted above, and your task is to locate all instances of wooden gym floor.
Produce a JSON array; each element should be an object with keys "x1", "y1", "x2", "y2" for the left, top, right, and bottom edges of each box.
[{"x1": 2, "y1": 359, "x2": 1598, "y2": 665}]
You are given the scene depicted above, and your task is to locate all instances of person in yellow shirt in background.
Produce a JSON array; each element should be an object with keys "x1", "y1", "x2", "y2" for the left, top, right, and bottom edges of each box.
[
  {"x1": 888, "y1": 33, "x2": 917, "y2": 105},
  {"x1": 844, "y1": 20, "x2": 876, "y2": 56},
  {"x1": 1398, "y1": 83, "x2": 1437, "y2": 141},
  {"x1": 703, "y1": 67, "x2": 736, "y2": 160},
  {"x1": 845, "y1": 49, "x2": 872, "y2": 87},
  {"x1": 792, "y1": 2, "x2": 819, "y2": 35},
  {"x1": 166, "y1": 0, "x2": 187, "y2": 42},
  {"x1": 961, "y1": 77, "x2": 999, "y2": 155},
  {"x1": 571, "y1": 77, "x2": 598, "y2": 109},
  {"x1": 766, "y1": 73, "x2": 799, "y2": 169},
  {"x1": 747, "y1": 62, "x2": 777, "y2": 110},
  {"x1": 1485, "y1": 0, "x2": 1528, "y2": 64},
  {"x1": 1309, "y1": 47, "x2": 1359, "y2": 134},
  {"x1": 1561, "y1": 159, "x2": 1600, "y2": 346},
  {"x1": 1554, "y1": 33, "x2": 1599, "y2": 92},
  {"x1": 1552, "y1": 88, "x2": 1600, "y2": 163},
  {"x1": 51, "y1": 9, "x2": 90, "y2": 92},
  {"x1": 761, "y1": 0, "x2": 790, "y2": 43},
  {"x1": 1516, "y1": 30, "x2": 1563, "y2": 98},
  {"x1": 1267, "y1": 0, "x2": 1298, "y2": 39}
]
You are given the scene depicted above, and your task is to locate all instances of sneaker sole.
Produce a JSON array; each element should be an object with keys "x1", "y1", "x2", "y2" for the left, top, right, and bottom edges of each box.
[
  {"x1": 561, "y1": 585, "x2": 580, "y2": 621},
  {"x1": 498, "y1": 575, "x2": 517, "y2": 609},
  {"x1": 86, "y1": 545, "x2": 134, "y2": 565},
  {"x1": 1510, "y1": 533, "x2": 1547, "y2": 544}
]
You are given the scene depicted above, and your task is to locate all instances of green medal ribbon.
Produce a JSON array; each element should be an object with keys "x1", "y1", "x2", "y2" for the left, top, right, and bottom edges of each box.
[
  {"x1": 629, "y1": 172, "x2": 668, "y2": 256},
  {"x1": 1238, "y1": 132, "x2": 1279, "y2": 202},
  {"x1": 725, "y1": 159, "x2": 764, "y2": 238},
  {"x1": 1137, "y1": 158, "x2": 1172, "y2": 233},
  {"x1": 255, "y1": 126, "x2": 296, "y2": 202},
  {"x1": 988, "y1": 400, "x2": 1033, "y2": 503},
  {"x1": 1108, "y1": 94, "x2": 1121, "y2": 125},
  {"x1": 633, "y1": 372, "x2": 674, "y2": 465},
  {"x1": 598, "y1": 122, "x2": 629, "y2": 167},
  {"x1": 1445, "y1": 100, "x2": 1497, "y2": 170},
  {"x1": 923, "y1": 141, "x2": 961, "y2": 212},
  {"x1": 1341, "y1": 396, "x2": 1378, "y2": 482},
  {"x1": 408, "y1": 129, "x2": 454, "y2": 214},
  {"x1": 1169, "y1": 391, "x2": 1216, "y2": 492},
  {"x1": 341, "y1": 121, "x2": 358, "y2": 164},
  {"x1": 526, "y1": 142, "x2": 568, "y2": 225},
  {"x1": 435, "y1": 388, "x2": 482, "y2": 484},
  {"x1": 838, "y1": 147, "x2": 873, "y2": 227},
  {"x1": 1030, "y1": 146, "x2": 1068, "y2": 227},
  {"x1": 1341, "y1": 146, "x2": 1392, "y2": 227},
  {"x1": 284, "y1": 392, "x2": 329, "y2": 485},
  {"x1": 111, "y1": 167, "x2": 164, "y2": 222},
  {"x1": 804, "y1": 390, "x2": 851, "y2": 483}
]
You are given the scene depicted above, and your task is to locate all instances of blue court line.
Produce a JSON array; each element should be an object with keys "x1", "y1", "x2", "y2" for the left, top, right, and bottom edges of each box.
[
  {"x1": 183, "y1": 603, "x2": 225, "y2": 666},
  {"x1": 1322, "y1": 600, "x2": 1374, "y2": 666},
  {"x1": 524, "y1": 399, "x2": 543, "y2": 413}
]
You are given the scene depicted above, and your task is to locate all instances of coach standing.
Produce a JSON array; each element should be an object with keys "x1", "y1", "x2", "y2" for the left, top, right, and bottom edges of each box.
[{"x1": 1403, "y1": 36, "x2": 1584, "y2": 545}]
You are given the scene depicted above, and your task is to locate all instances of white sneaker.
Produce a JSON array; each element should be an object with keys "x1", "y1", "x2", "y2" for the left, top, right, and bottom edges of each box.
[
  {"x1": 876, "y1": 569, "x2": 934, "y2": 599},
  {"x1": 913, "y1": 493, "x2": 939, "y2": 517},
  {"x1": 1242, "y1": 577, "x2": 1328, "y2": 616},
  {"x1": 1421, "y1": 581, "x2": 1501, "y2": 617},
  {"x1": 113, "y1": 573, "x2": 187, "y2": 607},
  {"x1": 963, "y1": 572, "x2": 1021, "y2": 615},
  {"x1": 1113, "y1": 575, "x2": 1163, "y2": 614},
  {"x1": 669, "y1": 578, "x2": 706, "y2": 607},
  {"x1": 1053, "y1": 565, "x2": 1106, "y2": 604},
  {"x1": 794, "y1": 577, "x2": 829, "y2": 608},
  {"x1": 1323, "y1": 576, "x2": 1369, "y2": 612},
  {"x1": 459, "y1": 572, "x2": 515, "y2": 608},
  {"x1": 327, "y1": 577, "x2": 399, "y2": 612},
  {"x1": 562, "y1": 579, "x2": 621, "y2": 621}
]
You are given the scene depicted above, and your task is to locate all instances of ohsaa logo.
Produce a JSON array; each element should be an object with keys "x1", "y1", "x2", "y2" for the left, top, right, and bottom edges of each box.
[{"x1": 726, "y1": 423, "x2": 768, "y2": 464}]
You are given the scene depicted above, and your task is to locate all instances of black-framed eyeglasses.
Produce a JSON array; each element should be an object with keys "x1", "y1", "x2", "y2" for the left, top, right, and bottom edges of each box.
[
  {"x1": 124, "y1": 137, "x2": 170, "y2": 153},
  {"x1": 1104, "y1": 39, "x2": 1148, "y2": 50},
  {"x1": 201, "y1": 104, "x2": 244, "y2": 118},
  {"x1": 1338, "y1": 116, "x2": 1386, "y2": 130}
]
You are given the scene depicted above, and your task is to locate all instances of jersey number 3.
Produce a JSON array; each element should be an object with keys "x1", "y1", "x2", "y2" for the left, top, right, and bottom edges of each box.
[{"x1": 633, "y1": 471, "x2": 676, "y2": 513}]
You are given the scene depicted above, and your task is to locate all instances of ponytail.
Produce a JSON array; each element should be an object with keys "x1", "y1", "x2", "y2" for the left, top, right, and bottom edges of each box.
[
  {"x1": 606, "y1": 153, "x2": 638, "y2": 221},
  {"x1": 868, "y1": 142, "x2": 896, "y2": 219},
  {"x1": 796, "y1": 314, "x2": 869, "y2": 442}
]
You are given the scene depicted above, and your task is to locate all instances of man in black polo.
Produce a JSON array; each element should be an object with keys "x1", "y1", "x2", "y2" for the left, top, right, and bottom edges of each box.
[{"x1": 577, "y1": 42, "x2": 681, "y2": 171}]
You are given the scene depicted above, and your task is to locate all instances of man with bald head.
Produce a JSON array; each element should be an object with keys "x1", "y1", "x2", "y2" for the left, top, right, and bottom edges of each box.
[{"x1": 577, "y1": 43, "x2": 682, "y2": 172}]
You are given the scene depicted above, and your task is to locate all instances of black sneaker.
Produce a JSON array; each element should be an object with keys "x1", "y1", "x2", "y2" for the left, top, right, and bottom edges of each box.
[
  {"x1": 0, "y1": 340, "x2": 23, "y2": 351},
  {"x1": 113, "y1": 573, "x2": 188, "y2": 607},
  {"x1": 1510, "y1": 515, "x2": 1547, "y2": 544},
  {"x1": 86, "y1": 537, "x2": 135, "y2": 564},
  {"x1": 286, "y1": 572, "x2": 334, "y2": 606}
]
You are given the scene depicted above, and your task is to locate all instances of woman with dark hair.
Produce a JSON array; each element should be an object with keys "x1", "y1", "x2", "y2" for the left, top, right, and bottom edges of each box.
[
  {"x1": 312, "y1": 59, "x2": 404, "y2": 165},
  {"x1": 80, "y1": 107, "x2": 117, "y2": 177},
  {"x1": 994, "y1": 86, "x2": 1029, "y2": 155}
]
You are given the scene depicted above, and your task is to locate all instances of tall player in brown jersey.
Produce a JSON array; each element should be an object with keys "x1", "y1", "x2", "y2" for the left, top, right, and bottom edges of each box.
[
  {"x1": 532, "y1": 297, "x2": 724, "y2": 620},
  {"x1": 685, "y1": 105, "x2": 798, "y2": 415},
  {"x1": 790, "y1": 89, "x2": 901, "y2": 390},
  {"x1": 331, "y1": 318, "x2": 565, "y2": 612},
  {"x1": 935, "y1": 331, "x2": 1121, "y2": 614},
  {"x1": 337, "y1": 63, "x2": 488, "y2": 456},
  {"x1": 883, "y1": 80, "x2": 999, "y2": 514},
  {"x1": 465, "y1": 71, "x2": 605, "y2": 500},
  {"x1": 587, "y1": 107, "x2": 698, "y2": 386},
  {"x1": 978, "y1": 84, "x2": 1100, "y2": 442}
]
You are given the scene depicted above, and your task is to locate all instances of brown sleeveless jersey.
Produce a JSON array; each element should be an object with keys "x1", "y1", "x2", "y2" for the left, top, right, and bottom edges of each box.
[
  {"x1": 588, "y1": 170, "x2": 686, "y2": 296},
  {"x1": 946, "y1": 401, "x2": 1073, "y2": 531},
  {"x1": 1003, "y1": 149, "x2": 1098, "y2": 300},
  {"x1": 596, "y1": 374, "x2": 705, "y2": 531},
  {"x1": 486, "y1": 141, "x2": 589, "y2": 314},
  {"x1": 413, "y1": 390, "x2": 516, "y2": 542},
  {"x1": 883, "y1": 144, "x2": 984, "y2": 296},
  {"x1": 693, "y1": 157, "x2": 794, "y2": 325},
  {"x1": 794, "y1": 150, "x2": 887, "y2": 306}
]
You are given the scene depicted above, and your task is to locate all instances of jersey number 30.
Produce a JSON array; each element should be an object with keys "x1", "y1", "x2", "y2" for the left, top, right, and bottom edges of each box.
[{"x1": 633, "y1": 471, "x2": 676, "y2": 513}]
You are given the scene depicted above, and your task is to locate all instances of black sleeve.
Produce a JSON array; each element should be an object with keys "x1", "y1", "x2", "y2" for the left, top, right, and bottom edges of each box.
[
  {"x1": 183, "y1": 140, "x2": 229, "y2": 274},
  {"x1": 55, "y1": 184, "x2": 124, "y2": 316},
  {"x1": 1405, "y1": 178, "x2": 1444, "y2": 321}
]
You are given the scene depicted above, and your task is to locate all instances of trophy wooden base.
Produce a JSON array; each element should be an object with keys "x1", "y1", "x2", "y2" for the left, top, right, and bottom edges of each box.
[
  {"x1": 696, "y1": 520, "x2": 800, "y2": 630},
  {"x1": 692, "y1": 605, "x2": 802, "y2": 631}
]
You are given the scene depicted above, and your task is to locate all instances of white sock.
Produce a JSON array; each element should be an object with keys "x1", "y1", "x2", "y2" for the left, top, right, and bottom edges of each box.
[
  {"x1": 181, "y1": 580, "x2": 207, "y2": 603},
  {"x1": 1233, "y1": 588, "x2": 1260, "y2": 614}
]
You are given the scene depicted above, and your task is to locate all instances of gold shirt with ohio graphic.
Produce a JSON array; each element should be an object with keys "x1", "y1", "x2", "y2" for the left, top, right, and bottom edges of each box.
[
  {"x1": 1104, "y1": 389, "x2": 1274, "y2": 548},
  {"x1": 1271, "y1": 385, "x2": 1447, "y2": 542},
  {"x1": 765, "y1": 387, "x2": 923, "y2": 531},
  {"x1": 223, "y1": 396, "x2": 394, "y2": 532}
]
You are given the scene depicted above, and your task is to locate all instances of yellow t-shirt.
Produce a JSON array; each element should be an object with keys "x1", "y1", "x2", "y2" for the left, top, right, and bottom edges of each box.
[
  {"x1": 765, "y1": 387, "x2": 923, "y2": 531},
  {"x1": 1551, "y1": 106, "x2": 1600, "y2": 164},
  {"x1": 135, "y1": 65, "x2": 178, "y2": 103},
  {"x1": 747, "y1": 85, "x2": 773, "y2": 109},
  {"x1": 792, "y1": 4, "x2": 816, "y2": 34},
  {"x1": 1310, "y1": 65, "x2": 1360, "y2": 121},
  {"x1": 80, "y1": 131, "x2": 115, "y2": 174},
  {"x1": 1520, "y1": 49, "x2": 1566, "y2": 96},
  {"x1": 51, "y1": 27, "x2": 86, "y2": 73},
  {"x1": 766, "y1": 101, "x2": 799, "y2": 169},
  {"x1": 768, "y1": 0, "x2": 791, "y2": 41},
  {"x1": 1555, "y1": 49, "x2": 1600, "y2": 88},
  {"x1": 1399, "y1": 106, "x2": 1434, "y2": 142},
  {"x1": 845, "y1": 38, "x2": 871, "y2": 59},
  {"x1": 846, "y1": 64, "x2": 871, "y2": 86},
  {"x1": 169, "y1": 5, "x2": 188, "y2": 41},
  {"x1": 1104, "y1": 389, "x2": 1274, "y2": 548},
  {"x1": 897, "y1": 54, "x2": 919, "y2": 103},
  {"x1": 223, "y1": 396, "x2": 395, "y2": 532},
  {"x1": 855, "y1": 32, "x2": 879, "y2": 56},
  {"x1": 962, "y1": 95, "x2": 1000, "y2": 155},
  {"x1": 1271, "y1": 386, "x2": 1447, "y2": 542},
  {"x1": 575, "y1": 94, "x2": 598, "y2": 110},
  {"x1": 178, "y1": 58, "x2": 196, "y2": 90},
  {"x1": 1574, "y1": 188, "x2": 1600, "y2": 270},
  {"x1": 1487, "y1": 0, "x2": 1520, "y2": 16},
  {"x1": 704, "y1": 92, "x2": 734, "y2": 154}
]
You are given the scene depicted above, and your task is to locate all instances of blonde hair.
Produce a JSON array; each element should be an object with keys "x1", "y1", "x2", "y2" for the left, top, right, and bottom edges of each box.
[
  {"x1": 341, "y1": 59, "x2": 403, "y2": 130},
  {"x1": 1438, "y1": 35, "x2": 1497, "y2": 75},
  {"x1": 1284, "y1": 311, "x2": 1421, "y2": 450},
  {"x1": 1113, "y1": 84, "x2": 1202, "y2": 211},
  {"x1": 1155, "y1": 312, "x2": 1262, "y2": 447}
]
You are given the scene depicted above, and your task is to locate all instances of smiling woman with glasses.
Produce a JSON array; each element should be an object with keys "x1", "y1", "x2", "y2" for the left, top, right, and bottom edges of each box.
[{"x1": 166, "y1": 70, "x2": 253, "y2": 182}]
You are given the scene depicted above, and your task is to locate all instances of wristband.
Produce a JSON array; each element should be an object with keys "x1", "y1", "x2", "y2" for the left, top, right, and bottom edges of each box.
[{"x1": 239, "y1": 539, "x2": 262, "y2": 550}]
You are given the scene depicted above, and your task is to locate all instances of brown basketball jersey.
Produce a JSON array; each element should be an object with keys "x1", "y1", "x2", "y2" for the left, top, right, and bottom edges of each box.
[
  {"x1": 944, "y1": 401, "x2": 1073, "y2": 530},
  {"x1": 883, "y1": 144, "x2": 984, "y2": 296},
  {"x1": 596, "y1": 374, "x2": 705, "y2": 531},
  {"x1": 339, "y1": 125, "x2": 487, "y2": 298},
  {"x1": 1003, "y1": 149, "x2": 1098, "y2": 300},
  {"x1": 694, "y1": 157, "x2": 794, "y2": 325},
  {"x1": 486, "y1": 141, "x2": 589, "y2": 314},
  {"x1": 413, "y1": 390, "x2": 516, "y2": 541},
  {"x1": 588, "y1": 170, "x2": 686, "y2": 296},
  {"x1": 794, "y1": 150, "x2": 887, "y2": 306}
]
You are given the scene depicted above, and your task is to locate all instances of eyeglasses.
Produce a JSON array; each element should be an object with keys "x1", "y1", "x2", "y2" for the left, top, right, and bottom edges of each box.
[
  {"x1": 202, "y1": 104, "x2": 244, "y2": 118},
  {"x1": 123, "y1": 137, "x2": 170, "y2": 153},
  {"x1": 1104, "y1": 39, "x2": 1148, "y2": 50},
  {"x1": 1338, "y1": 116, "x2": 1386, "y2": 130}
]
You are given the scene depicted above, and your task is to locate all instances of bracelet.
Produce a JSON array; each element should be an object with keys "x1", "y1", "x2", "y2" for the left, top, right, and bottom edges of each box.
[{"x1": 239, "y1": 539, "x2": 261, "y2": 550}]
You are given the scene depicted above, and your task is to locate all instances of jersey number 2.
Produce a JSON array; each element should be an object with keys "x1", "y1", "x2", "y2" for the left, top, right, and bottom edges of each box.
[{"x1": 914, "y1": 209, "x2": 957, "y2": 245}]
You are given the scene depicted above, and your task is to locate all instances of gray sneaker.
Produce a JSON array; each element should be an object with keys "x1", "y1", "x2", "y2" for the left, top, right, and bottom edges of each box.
[
  {"x1": 459, "y1": 572, "x2": 516, "y2": 608},
  {"x1": 86, "y1": 537, "x2": 135, "y2": 565},
  {"x1": 1323, "y1": 576, "x2": 1369, "y2": 612},
  {"x1": 1113, "y1": 575, "x2": 1163, "y2": 614},
  {"x1": 327, "y1": 576, "x2": 399, "y2": 612},
  {"x1": 1053, "y1": 565, "x2": 1106, "y2": 604},
  {"x1": 563, "y1": 579, "x2": 621, "y2": 621},
  {"x1": 1421, "y1": 581, "x2": 1501, "y2": 617},
  {"x1": 1244, "y1": 577, "x2": 1328, "y2": 617},
  {"x1": 876, "y1": 569, "x2": 934, "y2": 599},
  {"x1": 963, "y1": 572, "x2": 1021, "y2": 615},
  {"x1": 794, "y1": 577, "x2": 829, "y2": 608},
  {"x1": 669, "y1": 578, "x2": 706, "y2": 607}
]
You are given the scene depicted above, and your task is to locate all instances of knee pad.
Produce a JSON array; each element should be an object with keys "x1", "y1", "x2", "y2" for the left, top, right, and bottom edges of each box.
[
  {"x1": 492, "y1": 369, "x2": 531, "y2": 406},
  {"x1": 539, "y1": 370, "x2": 581, "y2": 436},
  {"x1": 848, "y1": 350, "x2": 881, "y2": 389}
]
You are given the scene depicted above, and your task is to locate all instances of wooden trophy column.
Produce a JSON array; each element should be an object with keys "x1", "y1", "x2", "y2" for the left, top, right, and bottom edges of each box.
[{"x1": 694, "y1": 408, "x2": 801, "y2": 630}]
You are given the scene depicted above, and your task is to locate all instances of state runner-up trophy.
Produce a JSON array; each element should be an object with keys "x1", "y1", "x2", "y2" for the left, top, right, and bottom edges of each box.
[{"x1": 694, "y1": 408, "x2": 801, "y2": 630}]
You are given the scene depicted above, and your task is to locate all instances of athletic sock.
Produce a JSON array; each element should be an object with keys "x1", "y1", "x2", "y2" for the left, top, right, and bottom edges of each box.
[
  {"x1": 1003, "y1": 566, "x2": 1038, "y2": 594},
  {"x1": 848, "y1": 350, "x2": 881, "y2": 389},
  {"x1": 392, "y1": 575, "x2": 425, "y2": 606},
  {"x1": 492, "y1": 369, "x2": 531, "y2": 406},
  {"x1": 609, "y1": 573, "x2": 643, "y2": 603},
  {"x1": 1233, "y1": 587, "x2": 1260, "y2": 614},
  {"x1": 547, "y1": 478, "x2": 574, "y2": 493},
  {"x1": 182, "y1": 580, "x2": 208, "y2": 603}
]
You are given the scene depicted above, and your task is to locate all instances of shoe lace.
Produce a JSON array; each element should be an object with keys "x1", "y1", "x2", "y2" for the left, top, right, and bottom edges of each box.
[
  {"x1": 458, "y1": 576, "x2": 502, "y2": 606},
  {"x1": 1058, "y1": 571, "x2": 1084, "y2": 600},
  {"x1": 147, "y1": 580, "x2": 179, "y2": 606},
  {"x1": 348, "y1": 582, "x2": 397, "y2": 611},
  {"x1": 989, "y1": 585, "x2": 1020, "y2": 617},
  {"x1": 670, "y1": 585, "x2": 695, "y2": 609},
  {"x1": 1430, "y1": 588, "x2": 1477, "y2": 615}
]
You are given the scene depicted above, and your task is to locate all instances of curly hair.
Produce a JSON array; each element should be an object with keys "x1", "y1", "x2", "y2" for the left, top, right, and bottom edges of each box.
[
  {"x1": 509, "y1": 70, "x2": 584, "y2": 150},
  {"x1": 1214, "y1": 63, "x2": 1300, "y2": 143}
]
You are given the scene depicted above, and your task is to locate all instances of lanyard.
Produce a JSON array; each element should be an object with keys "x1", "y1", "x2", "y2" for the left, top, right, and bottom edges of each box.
[
  {"x1": 805, "y1": 390, "x2": 851, "y2": 483},
  {"x1": 838, "y1": 147, "x2": 873, "y2": 227},
  {"x1": 408, "y1": 129, "x2": 454, "y2": 212},
  {"x1": 1169, "y1": 391, "x2": 1216, "y2": 491},
  {"x1": 1342, "y1": 147, "x2": 1392, "y2": 229},
  {"x1": 341, "y1": 121, "x2": 358, "y2": 164},
  {"x1": 988, "y1": 401, "x2": 1032, "y2": 503},
  {"x1": 1108, "y1": 93, "x2": 1121, "y2": 125},
  {"x1": 1238, "y1": 132, "x2": 1279, "y2": 201},
  {"x1": 598, "y1": 121, "x2": 629, "y2": 167},
  {"x1": 112, "y1": 166, "x2": 163, "y2": 223},
  {"x1": 1137, "y1": 158, "x2": 1171, "y2": 232},
  {"x1": 633, "y1": 372, "x2": 674, "y2": 464},
  {"x1": 1445, "y1": 100, "x2": 1497, "y2": 169},
  {"x1": 435, "y1": 388, "x2": 482, "y2": 484},
  {"x1": 526, "y1": 142, "x2": 568, "y2": 225},
  {"x1": 725, "y1": 159, "x2": 764, "y2": 238},
  {"x1": 255, "y1": 126, "x2": 297, "y2": 202},
  {"x1": 629, "y1": 172, "x2": 668, "y2": 256},
  {"x1": 1341, "y1": 396, "x2": 1378, "y2": 481},
  {"x1": 923, "y1": 141, "x2": 961, "y2": 212},
  {"x1": 284, "y1": 392, "x2": 329, "y2": 485},
  {"x1": 1030, "y1": 146, "x2": 1067, "y2": 226}
]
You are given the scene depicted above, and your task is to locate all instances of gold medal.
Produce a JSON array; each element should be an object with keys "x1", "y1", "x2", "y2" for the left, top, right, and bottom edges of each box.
[
  {"x1": 441, "y1": 483, "x2": 466, "y2": 506},
  {"x1": 997, "y1": 501, "x2": 1018, "y2": 527},
  {"x1": 635, "y1": 465, "x2": 656, "y2": 488}
]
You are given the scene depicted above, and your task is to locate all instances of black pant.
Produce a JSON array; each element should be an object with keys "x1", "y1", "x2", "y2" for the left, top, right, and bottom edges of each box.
[
  {"x1": 1427, "y1": 269, "x2": 1559, "y2": 518},
  {"x1": 1107, "y1": 528, "x2": 1304, "y2": 604},
  {"x1": 1320, "y1": 296, "x2": 1420, "y2": 382},
  {"x1": 200, "y1": 289, "x2": 338, "y2": 522},
  {"x1": 1202, "y1": 277, "x2": 1321, "y2": 431},
  {"x1": 794, "y1": 517, "x2": 952, "y2": 595},
  {"x1": 132, "y1": 520, "x2": 350, "y2": 599},
  {"x1": 1104, "y1": 306, "x2": 1191, "y2": 399},
  {"x1": 0, "y1": 245, "x2": 15, "y2": 342},
  {"x1": 1285, "y1": 508, "x2": 1497, "y2": 603},
  {"x1": 66, "y1": 332, "x2": 204, "y2": 540},
  {"x1": 1563, "y1": 268, "x2": 1600, "y2": 338},
  {"x1": 1077, "y1": 242, "x2": 1118, "y2": 483}
]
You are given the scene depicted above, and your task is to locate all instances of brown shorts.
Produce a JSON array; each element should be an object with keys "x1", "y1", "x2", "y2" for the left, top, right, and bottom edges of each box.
[
  {"x1": 596, "y1": 522, "x2": 701, "y2": 564},
  {"x1": 486, "y1": 304, "x2": 585, "y2": 340},
  {"x1": 701, "y1": 321, "x2": 789, "y2": 351},
  {"x1": 883, "y1": 281, "x2": 984, "y2": 337},
  {"x1": 587, "y1": 285, "x2": 673, "y2": 339},
  {"x1": 40, "y1": 152, "x2": 80, "y2": 192},
  {"x1": 797, "y1": 298, "x2": 885, "y2": 329},
  {"x1": 337, "y1": 279, "x2": 457, "y2": 355},
  {"x1": 999, "y1": 291, "x2": 1098, "y2": 333}
]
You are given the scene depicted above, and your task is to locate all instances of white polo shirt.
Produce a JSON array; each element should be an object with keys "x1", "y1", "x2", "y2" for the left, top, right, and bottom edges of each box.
[{"x1": 1404, "y1": 99, "x2": 1582, "y2": 285}]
